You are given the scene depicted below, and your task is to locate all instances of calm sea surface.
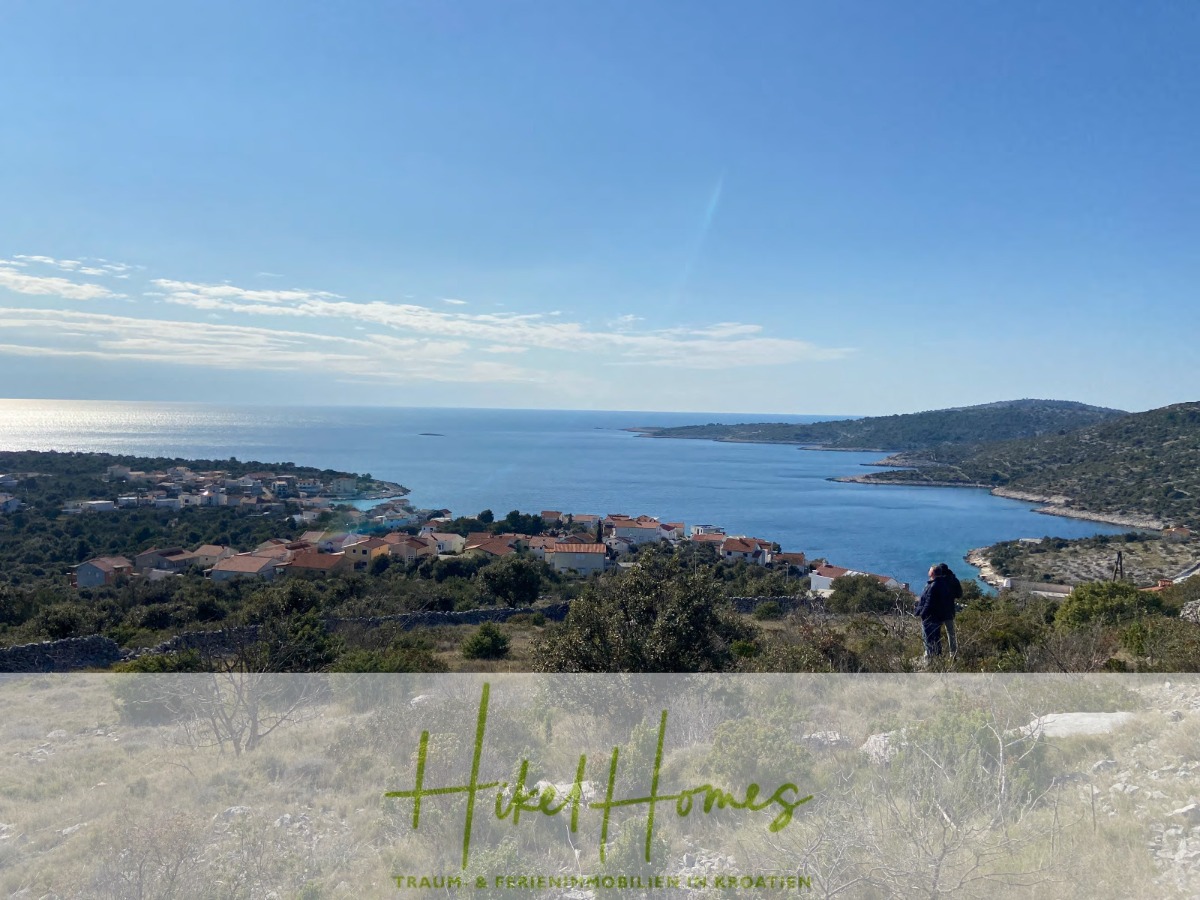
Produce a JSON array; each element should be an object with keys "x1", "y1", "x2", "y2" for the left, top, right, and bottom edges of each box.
[{"x1": 0, "y1": 400, "x2": 1127, "y2": 590}]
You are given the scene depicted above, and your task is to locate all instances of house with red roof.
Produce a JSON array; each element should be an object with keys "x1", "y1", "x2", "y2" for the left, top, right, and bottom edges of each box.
[
  {"x1": 721, "y1": 537, "x2": 774, "y2": 565},
  {"x1": 74, "y1": 556, "x2": 134, "y2": 589},
  {"x1": 546, "y1": 543, "x2": 607, "y2": 577},
  {"x1": 285, "y1": 551, "x2": 350, "y2": 578},
  {"x1": 209, "y1": 554, "x2": 285, "y2": 583}
]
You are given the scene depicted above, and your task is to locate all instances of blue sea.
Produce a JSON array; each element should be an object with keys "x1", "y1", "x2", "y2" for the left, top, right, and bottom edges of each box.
[{"x1": 0, "y1": 400, "x2": 1128, "y2": 590}]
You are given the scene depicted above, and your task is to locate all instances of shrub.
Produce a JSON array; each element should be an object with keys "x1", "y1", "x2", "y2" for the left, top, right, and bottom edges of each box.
[
  {"x1": 827, "y1": 574, "x2": 902, "y2": 614},
  {"x1": 731, "y1": 639, "x2": 760, "y2": 657},
  {"x1": 462, "y1": 622, "x2": 510, "y2": 660},
  {"x1": 533, "y1": 557, "x2": 754, "y2": 672},
  {"x1": 753, "y1": 601, "x2": 784, "y2": 620},
  {"x1": 1120, "y1": 617, "x2": 1200, "y2": 671},
  {"x1": 1055, "y1": 580, "x2": 1162, "y2": 630}
]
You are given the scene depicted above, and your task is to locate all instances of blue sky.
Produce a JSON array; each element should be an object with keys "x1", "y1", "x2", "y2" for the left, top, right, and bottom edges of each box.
[{"x1": 0, "y1": 1, "x2": 1196, "y2": 415}]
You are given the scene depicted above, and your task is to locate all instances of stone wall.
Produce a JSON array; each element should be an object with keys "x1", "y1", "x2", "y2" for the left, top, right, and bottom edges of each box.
[
  {"x1": 0, "y1": 635, "x2": 125, "y2": 673},
  {"x1": 0, "y1": 597, "x2": 808, "y2": 672},
  {"x1": 0, "y1": 603, "x2": 575, "y2": 671},
  {"x1": 728, "y1": 596, "x2": 809, "y2": 614}
]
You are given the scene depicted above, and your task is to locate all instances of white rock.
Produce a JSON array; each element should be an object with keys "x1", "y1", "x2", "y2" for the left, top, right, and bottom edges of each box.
[
  {"x1": 860, "y1": 729, "x2": 906, "y2": 764},
  {"x1": 1018, "y1": 712, "x2": 1135, "y2": 739}
]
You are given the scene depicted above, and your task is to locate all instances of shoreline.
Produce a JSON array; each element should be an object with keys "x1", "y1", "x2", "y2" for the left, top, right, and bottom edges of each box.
[
  {"x1": 625, "y1": 429, "x2": 897, "y2": 452},
  {"x1": 964, "y1": 547, "x2": 1006, "y2": 589},
  {"x1": 831, "y1": 474, "x2": 1163, "y2": 531},
  {"x1": 636, "y1": 429, "x2": 1166, "y2": 534}
]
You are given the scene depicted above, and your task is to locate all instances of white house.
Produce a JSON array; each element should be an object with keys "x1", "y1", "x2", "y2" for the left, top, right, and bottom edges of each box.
[
  {"x1": 613, "y1": 521, "x2": 662, "y2": 546},
  {"x1": 604, "y1": 535, "x2": 636, "y2": 557},
  {"x1": 297, "y1": 478, "x2": 324, "y2": 495},
  {"x1": 331, "y1": 476, "x2": 358, "y2": 496},
  {"x1": 546, "y1": 543, "x2": 607, "y2": 577},
  {"x1": 319, "y1": 532, "x2": 365, "y2": 553},
  {"x1": 428, "y1": 532, "x2": 467, "y2": 554},
  {"x1": 720, "y1": 537, "x2": 773, "y2": 565},
  {"x1": 810, "y1": 564, "x2": 908, "y2": 593},
  {"x1": 659, "y1": 522, "x2": 686, "y2": 542},
  {"x1": 83, "y1": 500, "x2": 117, "y2": 513},
  {"x1": 192, "y1": 544, "x2": 236, "y2": 568},
  {"x1": 525, "y1": 536, "x2": 560, "y2": 560},
  {"x1": 374, "y1": 510, "x2": 419, "y2": 529},
  {"x1": 0, "y1": 493, "x2": 22, "y2": 514}
]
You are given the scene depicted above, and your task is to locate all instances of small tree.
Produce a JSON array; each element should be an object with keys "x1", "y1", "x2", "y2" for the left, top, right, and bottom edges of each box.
[
  {"x1": 478, "y1": 554, "x2": 543, "y2": 606},
  {"x1": 1055, "y1": 580, "x2": 1160, "y2": 630},
  {"x1": 462, "y1": 622, "x2": 510, "y2": 659},
  {"x1": 534, "y1": 556, "x2": 755, "y2": 672},
  {"x1": 827, "y1": 574, "x2": 901, "y2": 614}
]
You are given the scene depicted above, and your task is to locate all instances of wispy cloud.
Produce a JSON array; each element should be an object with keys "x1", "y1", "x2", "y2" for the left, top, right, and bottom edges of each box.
[
  {"x1": 0, "y1": 253, "x2": 853, "y2": 386},
  {"x1": 0, "y1": 265, "x2": 121, "y2": 301},
  {"x1": 613, "y1": 314, "x2": 644, "y2": 330},
  {"x1": 0, "y1": 307, "x2": 542, "y2": 384},
  {"x1": 13, "y1": 254, "x2": 136, "y2": 277},
  {"x1": 481, "y1": 344, "x2": 529, "y2": 354},
  {"x1": 154, "y1": 278, "x2": 850, "y2": 369}
]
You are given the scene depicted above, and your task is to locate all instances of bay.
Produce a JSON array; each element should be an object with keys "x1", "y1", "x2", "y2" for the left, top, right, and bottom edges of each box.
[{"x1": 0, "y1": 399, "x2": 1128, "y2": 590}]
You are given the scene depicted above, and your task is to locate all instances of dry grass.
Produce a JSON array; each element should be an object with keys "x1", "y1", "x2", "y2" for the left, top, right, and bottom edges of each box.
[
  {"x1": 999, "y1": 537, "x2": 1198, "y2": 586},
  {"x1": 2, "y1": 674, "x2": 1199, "y2": 898}
]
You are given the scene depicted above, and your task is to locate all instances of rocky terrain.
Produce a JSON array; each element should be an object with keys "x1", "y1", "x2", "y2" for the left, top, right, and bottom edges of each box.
[{"x1": 967, "y1": 534, "x2": 1198, "y2": 588}]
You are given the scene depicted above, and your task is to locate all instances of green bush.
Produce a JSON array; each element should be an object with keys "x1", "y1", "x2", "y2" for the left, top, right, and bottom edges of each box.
[
  {"x1": 731, "y1": 639, "x2": 760, "y2": 657},
  {"x1": 1055, "y1": 580, "x2": 1162, "y2": 629},
  {"x1": 827, "y1": 574, "x2": 902, "y2": 614},
  {"x1": 1121, "y1": 617, "x2": 1200, "y2": 671},
  {"x1": 753, "y1": 601, "x2": 784, "y2": 620},
  {"x1": 461, "y1": 622, "x2": 510, "y2": 660}
]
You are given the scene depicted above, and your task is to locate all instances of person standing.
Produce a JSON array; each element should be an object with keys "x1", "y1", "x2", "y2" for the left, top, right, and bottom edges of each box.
[{"x1": 916, "y1": 562, "x2": 963, "y2": 659}]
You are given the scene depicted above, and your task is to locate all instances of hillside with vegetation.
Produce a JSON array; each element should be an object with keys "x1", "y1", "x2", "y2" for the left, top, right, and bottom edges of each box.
[
  {"x1": 979, "y1": 533, "x2": 1198, "y2": 587},
  {"x1": 635, "y1": 399, "x2": 1125, "y2": 450},
  {"x1": 856, "y1": 402, "x2": 1200, "y2": 528}
]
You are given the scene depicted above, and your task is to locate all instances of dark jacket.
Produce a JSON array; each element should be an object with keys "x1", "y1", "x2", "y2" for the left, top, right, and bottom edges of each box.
[{"x1": 916, "y1": 572, "x2": 962, "y2": 621}]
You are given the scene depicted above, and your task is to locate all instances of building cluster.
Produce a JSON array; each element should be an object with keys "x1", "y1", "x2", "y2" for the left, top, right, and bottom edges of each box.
[
  {"x1": 70, "y1": 503, "x2": 919, "y2": 596},
  {"x1": 70, "y1": 508, "x2": 800, "y2": 587},
  {"x1": 57, "y1": 464, "x2": 374, "y2": 524}
]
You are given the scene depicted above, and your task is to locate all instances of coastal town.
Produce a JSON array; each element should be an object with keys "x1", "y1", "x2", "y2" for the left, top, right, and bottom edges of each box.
[
  {"x1": 3, "y1": 459, "x2": 904, "y2": 593},
  {"x1": 68, "y1": 500, "x2": 889, "y2": 591},
  {"x1": 5, "y1": 456, "x2": 1196, "y2": 604}
]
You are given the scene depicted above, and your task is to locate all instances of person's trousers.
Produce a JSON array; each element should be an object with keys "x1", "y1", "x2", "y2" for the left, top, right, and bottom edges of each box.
[{"x1": 922, "y1": 617, "x2": 957, "y2": 658}]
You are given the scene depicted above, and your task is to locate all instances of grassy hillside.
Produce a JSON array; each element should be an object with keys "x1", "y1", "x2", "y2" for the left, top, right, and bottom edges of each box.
[
  {"x1": 636, "y1": 399, "x2": 1125, "y2": 450},
  {"x1": 864, "y1": 402, "x2": 1200, "y2": 528}
]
